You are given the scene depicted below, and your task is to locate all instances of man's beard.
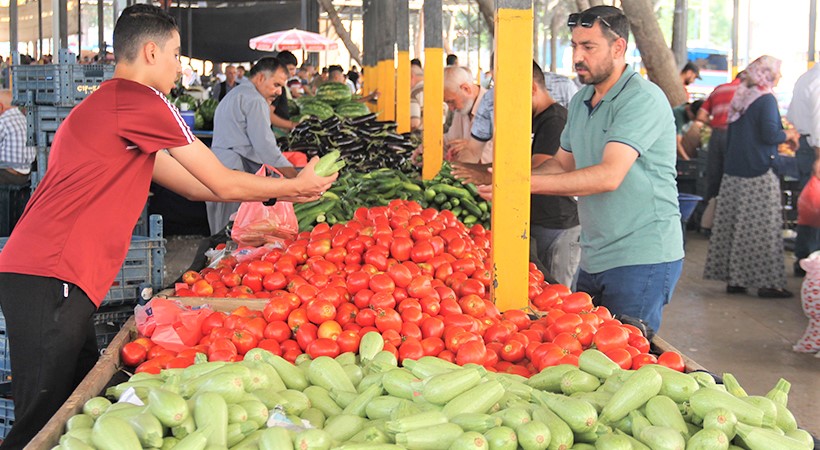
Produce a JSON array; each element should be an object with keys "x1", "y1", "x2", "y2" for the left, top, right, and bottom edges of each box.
[
  {"x1": 459, "y1": 96, "x2": 475, "y2": 115},
  {"x1": 575, "y1": 59, "x2": 615, "y2": 85}
]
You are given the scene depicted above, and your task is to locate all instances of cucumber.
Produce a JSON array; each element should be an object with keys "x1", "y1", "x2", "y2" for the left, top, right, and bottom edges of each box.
[
  {"x1": 686, "y1": 428, "x2": 730, "y2": 450},
  {"x1": 517, "y1": 420, "x2": 552, "y2": 450},
  {"x1": 293, "y1": 428, "x2": 333, "y2": 450},
  {"x1": 599, "y1": 366, "x2": 662, "y2": 424},
  {"x1": 450, "y1": 413, "x2": 503, "y2": 433},
  {"x1": 259, "y1": 427, "x2": 294, "y2": 450},
  {"x1": 82, "y1": 397, "x2": 112, "y2": 419},
  {"x1": 560, "y1": 369, "x2": 602, "y2": 395},
  {"x1": 689, "y1": 387, "x2": 764, "y2": 427},
  {"x1": 449, "y1": 431, "x2": 489, "y2": 450},
  {"x1": 614, "y1": 429, "x2": 651, "y2": 450},
  {"x1": 193, "y1": 392, "x2": 228, "y2": 447},
  {"x1": 594, "y1": 433, "x2": 633, "y2": 450},
  {"x1": 578, "y1": 349, "x2": 621, "y2": 380},
  {"x1": 702, "y1": 408, "x2": 738, "y2": 440},
  {"x1": 527, "y1": 365, "x2": 577, "y2": 393},
  {"x1": 126, "y1": 412, "x2": 164, "y2": 448},
  {"x1": 193, "y1": 371, "x2": 246, "y2": 403},
  {"x1": 395, "y1": 422, "x2": 464, "y2": 449},
  {"x1": 323, "y1": 414, "x2": 368, "y2": 442},
  {"x1": 91, "y1": 416, "x2": 142, "y2": 450},
  {"x1": 148, "y1": 388, "x2": 190, "y2": 427},
  {"x1": 531, "y1": 406, "x2": 575, "y2": 450},
  {"x1": 304, "y1": 386, "x2": 344, "y2": 417},
  {"x1": 308, "y1": 356, "x2": 358, "y2": 393},
  {"x1": 637, "y1": 425, "x2": 686, "y2": 450},
  {"x1": 644, "y1": 395, "x2": 689, "y2": 437},
  {"x1": 532, "y1": 390, "x2": 598, "y2": 434}
]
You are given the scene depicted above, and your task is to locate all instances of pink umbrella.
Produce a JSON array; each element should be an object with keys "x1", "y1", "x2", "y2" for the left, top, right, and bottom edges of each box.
[{"x1": 249, "y1": 28, "x2": 339, "y2": 52}]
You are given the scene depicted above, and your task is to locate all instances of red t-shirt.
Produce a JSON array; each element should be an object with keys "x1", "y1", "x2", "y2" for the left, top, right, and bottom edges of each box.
[
  {"x1": 701, "y1": 78, "x2": 741, "y2": 130},
  {"x1": 0, "y1": 78, "x2": 194, "y2": 306}
]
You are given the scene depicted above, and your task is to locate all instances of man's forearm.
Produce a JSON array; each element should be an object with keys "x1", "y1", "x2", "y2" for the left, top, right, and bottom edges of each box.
[
  {"x1": 532, "y1": 158, "x2": 567, "y2": 175},
  {"x1": 531, "y1": 164, "x2": 622, "y2": 197},
  {"x1": 270, "y1": 113, "x2": 295, "y2": 131}
]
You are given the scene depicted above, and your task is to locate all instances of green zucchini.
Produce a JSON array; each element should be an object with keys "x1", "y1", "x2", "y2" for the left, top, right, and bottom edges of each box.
[{"x1": 599, "y1": 366, "x2": 662, "y2": 424}]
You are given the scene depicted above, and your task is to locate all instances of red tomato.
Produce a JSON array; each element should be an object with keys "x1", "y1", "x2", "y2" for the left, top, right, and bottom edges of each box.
[
  {"x1": 317, "y1": 320, "x2": 342, "y2": 341},
  {"x1": 147, "y1": 345, "x2": 176, "y2": 360},
  {"x1": 624, "y1": 345, "x2": 642, "y2": 358},
  {"x1": 458, "y1": 294, "x2": 486, "y2": 317},
  {"x1": 295, "y1": 322, "x2": 319, "y2": 351},
  {"x1": 248, "y1": 260, "x2": 275, "y2": 276},
  {"x1": 418, "y1": 316, "x2": 444, "y2": 339},
  {"x1": 131, "y1": 337, "x2": 155, "y2": 352},
  {"x1": 398, "y1": 338, "x2": 425, "y2": 363},
  {"x1": 605, "y1": 348, "x2": 634, "y2": 370},
  {"x1": 264, "y1": 321, "x2": 291, "y2": 342},
  {"x1": 335, "y1": 302, "x2": 359, "y2": 327},
  {"x1": 135, "y1": 359, "x2": 163, "y2": 375},
  {"x1": 369, "y1": 291, "x2": 397, "y2": 311},
  {"x1": 356, "y1": 308, "x2": 376, "y2": 327},
  {"x1": 561, "y1": 292, "x2": 594, "y2": 313},
  {"x1": 201, "y1": 311, "x2": 227, "y2": 335},
  {"x1": 593, "y1": 325, "x2": 630, "y2": 353},
  {"x1": 390, "y1": 236, "x2": 414, "y2": 261},
  {"x1": 337, "y1": 330, "x2": 361, "y2": 353},
  {"x1": 191, "y1": 279, "x2": 214, "y2": 297},
  {"x1": 306, "y1": 239, "x2": 331, "y2": 258},
  {"x1": 386, "y1": 264, "x2": 413, "y2": 288},
  {"x1": 257, "y1": 339, "x2": 282, "y2": 355},
  {"x1": 628, "y1": 334, "x2": 651, "y2": 354},
  {"x1": 552, "y1": 332, "x2": 583, "y2": 356},
  {"x1": 307, "y1": 338, "x2": 341, "y2": 358},
  {"x1": 410, "y1": 241, "x2": 435, "y2": 263},
  {"x1": 551, "y1": 313, "x2": 583, "y2": 335},
  {"x1": 437, "y1": 349, "x2": 456, "y2": 363},
  {"x1": 439, "y1": 298, "x2": 463, "y2": 316},
  {"x1": 400, "y1": 307, "x2": 424, "y2": 325},
  {"x1": 241, "y1": 273, "x2": 263, "y2": 293},
  {"x1": 209, "y1": 338, "x2": 237, "y2": 356},
  {"x1": 121, "y1": 342, "x2": 147, "y2": 367},
  {"x1": 407, "y1": 276, "x2": 436, "y2": 299},
  {"x1": 280, "y1": 339, "x2": 300, "y2": 354},
  {"x1": 419, "y1": 296, "x2": 441, "y2": 316},
  {"x1": 571, "y1": 322, "x2": 597, "y2": 348},
  {"x1": 231, "y1": 330, "x2": 258, "y2": 355},
  {"x1": 243, "y1": 317, "x2": 267, "y2": 341},
  {"x1": 631, "y1": 353, "x2": 658, "y2": 370},
  {"x1": 306, "y1": 299, "x2": 336, "y2": 325},
  {"x1": 262, "y1": 272, "x2": 288, "y2": 291},
  {"x1": 502, "y1": 310, "x2": 531, "y2": 331},
  {"x1": 375, "y1": 308, "x2": 402, "y2": 333},
  {"x1": 369, "y1": 273, "x2": 396, "y2": 293},
  {"x1": 592, "y1": 306, "x2": 614, "y2": 322},
  {"x1": 657, "y1": 351, "x2": 685, "y2": 372},
  {"x1": 483, "y1": 323, "x2": 512, "y2": 344},
  {"x1": 456, "y1": 340, "x2": 487, "y2": 366},
  {"x1": 531, "y1": 289, "x2": 561, "y2": 311},
  {"x1": 500, "y1": 340, "x2": 526, "y2": 363}
]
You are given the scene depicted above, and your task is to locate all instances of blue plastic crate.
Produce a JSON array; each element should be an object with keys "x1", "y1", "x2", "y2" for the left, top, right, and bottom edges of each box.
[
  {"x1": 0, "y1": 215, "x2": 165, "y2": 307},
  {"x1": 25, "y1": 106, "x2": 72, "y2": 147},
  {"x1": 11, "y1": 50, "x2": 114, "y2": 107},
  {"x1": 0, "y1": 383, "x2": 12, "y2": 440},
  {"x1": 0, "y1": 315, "x2": 8, "y2": 382}
]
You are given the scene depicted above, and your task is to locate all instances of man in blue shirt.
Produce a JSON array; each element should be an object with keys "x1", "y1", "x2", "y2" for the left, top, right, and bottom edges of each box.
[{"x1": 479, "y1": 6, "x2": 683, "y2": 332}]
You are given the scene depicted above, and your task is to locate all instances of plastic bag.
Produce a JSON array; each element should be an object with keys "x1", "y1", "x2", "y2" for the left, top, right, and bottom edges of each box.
[
  {"x1": 798, "y1": 176, "x2": 820, "y2": 228},
  {"x1": 134, "y1": 298, "x2": 213, "y2": 352},
  {"x1": 231, "y1": 165, "x2": 298, "y2": 247}
]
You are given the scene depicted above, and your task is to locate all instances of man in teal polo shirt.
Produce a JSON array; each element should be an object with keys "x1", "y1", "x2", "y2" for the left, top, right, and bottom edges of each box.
[{"x1": 481, "y1": 6, "x2": 683, "y2": 332}]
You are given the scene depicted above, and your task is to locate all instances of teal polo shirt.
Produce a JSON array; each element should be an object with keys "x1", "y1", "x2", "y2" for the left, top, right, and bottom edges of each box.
[{"x1": 559, "y1": 65, "x2": 684, "y2": 273}]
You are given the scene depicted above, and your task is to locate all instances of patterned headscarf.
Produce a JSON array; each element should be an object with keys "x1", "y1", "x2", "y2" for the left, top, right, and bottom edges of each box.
[{"x1": 726, "y1": 55, "x2": 782, "y2": 124}]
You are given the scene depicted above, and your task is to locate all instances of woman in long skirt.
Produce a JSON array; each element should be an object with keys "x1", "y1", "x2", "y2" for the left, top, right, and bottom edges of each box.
[{"x1": 704, "y1": 55, "x2": 800, "y2": 298}]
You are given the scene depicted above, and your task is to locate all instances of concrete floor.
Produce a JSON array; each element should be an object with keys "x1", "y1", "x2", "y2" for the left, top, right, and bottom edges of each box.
[{"x1": 161, "y1": 231, "x2": 819, "y2": 435}]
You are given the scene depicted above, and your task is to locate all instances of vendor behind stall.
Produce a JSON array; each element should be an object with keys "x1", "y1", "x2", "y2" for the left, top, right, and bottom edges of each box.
[
  {"x1": 206, "y1": 57, "x2": 299, "y2": 235},
  {"x1": 0, "y1": 5, "x2": 335, "y2": 447}
]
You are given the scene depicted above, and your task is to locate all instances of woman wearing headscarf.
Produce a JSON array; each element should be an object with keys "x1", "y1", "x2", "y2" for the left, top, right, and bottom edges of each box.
[{"x1": 704, "y1": 55, "x2": 800, "y2": 298}]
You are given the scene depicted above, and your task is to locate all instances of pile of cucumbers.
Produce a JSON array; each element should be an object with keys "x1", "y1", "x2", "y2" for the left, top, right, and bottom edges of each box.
[
  {"x1": 294, "y1": 163, "x2": 491, "y2": 232},
  {"x1": 55, "y1": 332, "x2": 813, "y2": 450}
]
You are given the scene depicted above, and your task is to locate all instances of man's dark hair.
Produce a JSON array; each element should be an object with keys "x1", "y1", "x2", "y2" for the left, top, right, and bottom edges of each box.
[
  {"x1": 532, "y1": 60, "x2": 546, "y2": 89},
  {"x1": 411, "y1": 58, "x2": 422, "y2": 68},
  {"x1": 446, "y1": 54, "x2": 458, "y2": 66},
  {"x1": 113, "y1": 4, "x2": 178, "y2": 63},
  {"x1": 690, "y1": 99, "x2": 704, "y2": 117},
  {"x1": 276, "y1": 50, "x2": 298, "y2": 67},
  {"x1": 328, "y1": 65, "x2": 345, "y2": 76},
  {"x1": 348, "y1": 71, "x2": 360, "y2": 85},
  {"x1": 579, "y1": 5, "x2": 630, "y2": 45},
  {"x1": 681, "y1": 61, "x2": 700, "y2": 76},
  {"x1": 248, "y1": 57, "x2": 287, "y2": 78}
]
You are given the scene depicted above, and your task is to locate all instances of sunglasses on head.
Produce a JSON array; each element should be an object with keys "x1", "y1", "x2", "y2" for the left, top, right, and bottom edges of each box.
[{"x1": 567, "y1": 12, "x2": 613, "y2": 30}]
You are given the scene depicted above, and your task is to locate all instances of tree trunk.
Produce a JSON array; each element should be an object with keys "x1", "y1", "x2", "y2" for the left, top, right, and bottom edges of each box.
[
  {"x1": 533, "y1": 0, "x2": 540, "y2": 59},
  {"x1": 621, "y1": 0, "x2": 688, "y2": 106},
  {"x1": 670, "y1": 0, "x2": 687, "y2": 67},
  {"x1": 317, "y1": 0, "x2": 362, "y2": 66},
  {"x1": 415, "y1": 7, "x2": 424, "y2": 59},
  {"x1": 575, "y1": 0, "x2": 590, "y2": 10},
  {"x1": 475, "y1": 0, "x2": 495, "y2": 36},
  {"x1": 549, "y1": 8, "x2": 563, "y2": 71},
  {"x1": 443, "y1": 11, "x2": 454, "y2": 56}
]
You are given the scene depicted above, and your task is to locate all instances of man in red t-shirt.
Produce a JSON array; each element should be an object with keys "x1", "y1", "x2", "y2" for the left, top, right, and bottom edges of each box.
[
  {"x1": 695, "y1": 73, "x2": 742, "y2": 231},
  {"x1": 0, "y1": 5, "x2": 336, "y2": 446}
]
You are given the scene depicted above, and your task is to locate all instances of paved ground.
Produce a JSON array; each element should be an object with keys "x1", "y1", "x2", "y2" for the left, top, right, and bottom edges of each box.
[{"x1": 162, "y1": 231, "x2": 819, "y2": 435}]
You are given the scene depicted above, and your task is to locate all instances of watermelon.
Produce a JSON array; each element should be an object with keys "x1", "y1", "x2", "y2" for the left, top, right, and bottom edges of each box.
[
  {"x1": 197, "y1": 98, "x2": 218, "y2": 130},
  {"x1": 334, "y1": 101, "x2": 371, "y2": 118},
  {"x1": 173, "y1": 94, "x2": 198, "y2": 111},
  {"x1": 299, "y1": 101, "x2": 335, "y2": 120},
  {"x1": 288, "y1": 98, "x2": 300, "y2": 116},
  {"x1": 316, "y1": 82, "x2": 353, "y2": 106}
]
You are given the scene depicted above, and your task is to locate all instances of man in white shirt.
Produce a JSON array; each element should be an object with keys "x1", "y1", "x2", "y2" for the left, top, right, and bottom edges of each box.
[
  {"x1": 787, "y1": 63, "x2": 820, "y2": 275},
  {"x1": 0, "y1": 90, "x2": 35, "y2": 186},
  {"x1": 442, "y1": 66, "x2": 492, "y2": 164}
]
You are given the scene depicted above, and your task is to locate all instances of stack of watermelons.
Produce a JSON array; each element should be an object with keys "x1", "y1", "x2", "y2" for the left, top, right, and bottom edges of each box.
[
  {"x1": 196, "y1": 98, "x2": 219, "y2": 131},
  {"x1": 315, "y1": 82, "x2": 353, "y2": 105},
  {"x1": 288, "y1": 82, "x2": 371, "y2": 122}
]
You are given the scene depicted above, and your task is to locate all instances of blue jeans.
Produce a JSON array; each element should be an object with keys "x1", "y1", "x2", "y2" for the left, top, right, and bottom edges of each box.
[{"x1": 575, "y1": 259, "x2": 684, "y2": 333}]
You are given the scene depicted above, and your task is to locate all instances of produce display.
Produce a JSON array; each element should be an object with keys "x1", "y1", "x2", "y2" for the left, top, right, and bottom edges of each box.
[
  {"x1": 279, "y1": 115, "x2": 420, "y2": 175},
  {"x1": 294, "y1": 165, "x2": 491, "y2": 231}
]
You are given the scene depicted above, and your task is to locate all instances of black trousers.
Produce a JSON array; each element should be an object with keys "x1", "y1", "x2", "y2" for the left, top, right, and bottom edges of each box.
[
  {"x1": 0, "y1": 273, "x2": 98, "y2": 449},
  {"x1": 704, "y1": 128, "x2": 728, "y2": 201}
]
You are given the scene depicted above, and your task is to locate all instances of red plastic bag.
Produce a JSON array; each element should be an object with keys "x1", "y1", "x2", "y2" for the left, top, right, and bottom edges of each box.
[
  {"x1": 134, "y1": 298, "x2": 213, "y2": 351},
  {"x1": 798, "y1": 176, "x2": 820, "y2": 227},
  {"x1": 231, "y1": 165, "x2": 299, "y2": 247}
]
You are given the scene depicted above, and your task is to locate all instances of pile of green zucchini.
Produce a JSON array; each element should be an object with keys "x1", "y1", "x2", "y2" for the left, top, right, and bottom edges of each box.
[{"x1": 293, "y1": 164, "x2": 491, "y2": 232}]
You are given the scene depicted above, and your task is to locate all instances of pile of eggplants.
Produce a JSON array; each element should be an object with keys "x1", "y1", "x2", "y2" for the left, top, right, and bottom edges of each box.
[{"x1": 279, "y1": 115, "x2": 421, "y2": 175}]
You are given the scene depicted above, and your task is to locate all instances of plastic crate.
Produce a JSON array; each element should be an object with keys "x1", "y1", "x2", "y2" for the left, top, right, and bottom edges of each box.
[
  {"x1": 0, "y1": 314, "x2": 8, "y2": 382},
  {"x1": 0, "y1": 215, "x2": 165, "y2": 307},
  {"x1": 30, "y1": 147, "x2": 49, "y2": 189},
  {"x1": 0, "y1": 184, "x2": 31, "y2": 238},
  {"x1": 11, "y1": 51, "x2": 114, "y2": 107},
  {"x1": 93, "y1": 306, "x2": 134, "y2": 350},
  {"x1": 25, "y1": 106, "x2": 71, "y2": 147},
  {"x1": 676, "y1": 160, "x2": 700, "y2": 180}
]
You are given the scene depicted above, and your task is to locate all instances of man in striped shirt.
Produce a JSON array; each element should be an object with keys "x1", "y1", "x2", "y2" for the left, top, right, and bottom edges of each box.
[{"x1": 0, "y1": 90, "x2": 34, "y2": 186}]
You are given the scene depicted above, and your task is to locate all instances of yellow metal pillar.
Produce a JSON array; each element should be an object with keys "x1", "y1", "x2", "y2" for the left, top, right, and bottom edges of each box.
[
  {"x1": 396, "y1": 2, "x2": 411, "y2": 133},
  {"x1": 378, "y1": 59, "x2": 396, "y2": 121},
  {"x1": 491, "y1": 1, "x2": 533, "y2": 311},
  {"x1": 422, "y1": 0, "x2": 444, "y2": 180}
]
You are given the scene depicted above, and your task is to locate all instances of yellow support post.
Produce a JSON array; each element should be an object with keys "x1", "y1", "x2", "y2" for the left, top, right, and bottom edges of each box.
[
  {"x1": 378, "y1": 59, "x2": 396, "y2": 121},
  {"x1": 422, "y1": 0, "x2": 444, "y2": 180},
  {"x1": 396, "y1": 55, "x2": 410, "y2": 131},
  {"x1": 365, "y1": 65, "x2": 378, "y2": 113},
  {"x1": 491, "y1": 1, "x2": 533, "y2": 312}
]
